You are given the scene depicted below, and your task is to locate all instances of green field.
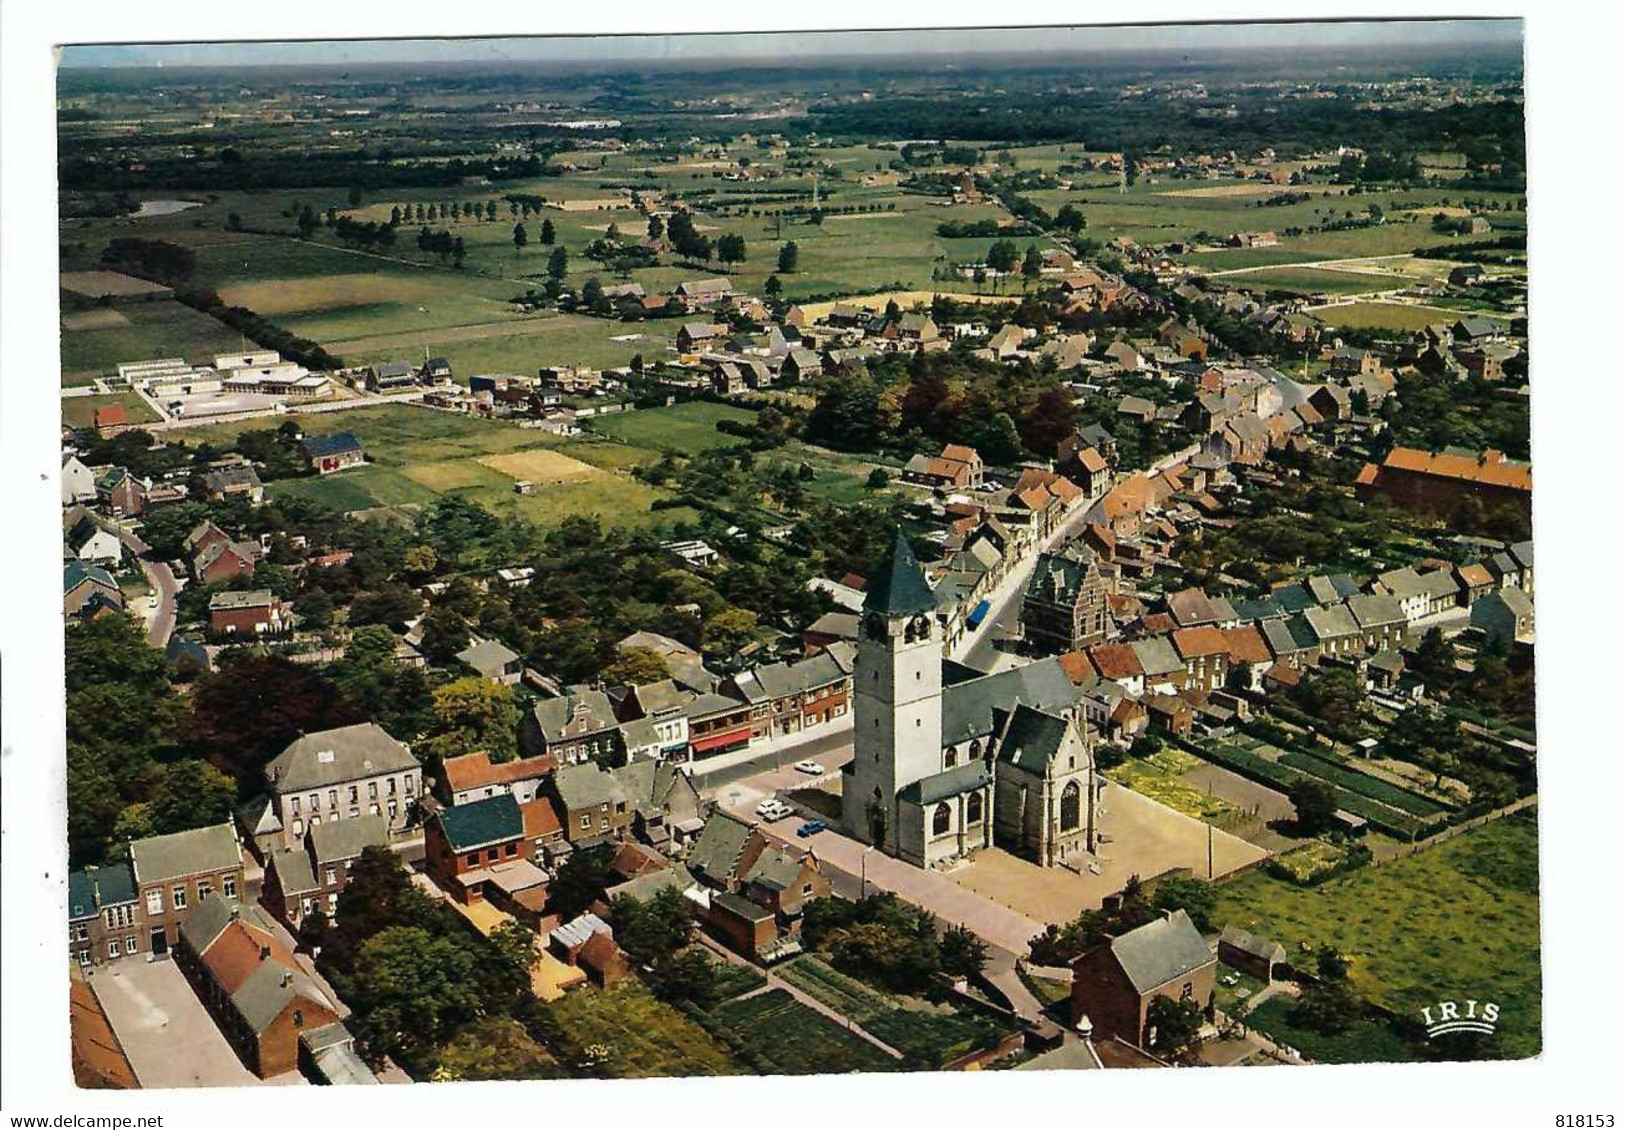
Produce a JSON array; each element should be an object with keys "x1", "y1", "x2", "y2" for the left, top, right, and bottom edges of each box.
[
  {"x1": 586, "y1": 400, "x2": 757, "y2": 454},
  {"x1": 60, "y1": 391, "x2": 160, "y2": 430},
  {"x1": 1213, "y1": 811, "x2": 1540, "y2": 1058},
  {"x1": 1222, "y1": 266, "x2": 1399, "y2": 297},
  {"x1": 59, "y1": 299, "x2": 250, "y2": 386},
  {"x1": 1312, "y1": 301, "x2": 1501, "y2": 333},
  {"x1": 173, "y1": 403, "x2": 690, "y2": 532},
  {"x1": 710, "y1": 989, "x2": 896, "y2": 1074},
  {"x1": 543, "y1": 980, "x2": 742, "y2": 1077}
]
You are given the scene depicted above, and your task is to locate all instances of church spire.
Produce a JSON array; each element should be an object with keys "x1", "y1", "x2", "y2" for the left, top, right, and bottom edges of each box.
[{"x1": 863, "y1": 529, "x2": 936, "y2": 617}]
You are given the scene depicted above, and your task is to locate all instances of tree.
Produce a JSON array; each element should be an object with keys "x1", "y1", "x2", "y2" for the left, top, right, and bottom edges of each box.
[
  {"x1": 547, "y1": 246, "x2": 569, "y2": 282},
  {"x1": 1146, "y1": 995, "x2": 1204, "y2": 1059},
  {"x1": 421, "y1": 677, "x2": 520, "y2": 763},
  {"x1": 1287, "y1": 779, "x2": 1340, "y2": 836},
  {"x1": 716, "y1": 232, "x2": 747, "y2": 267},
  {"x1": 777, "y1": 241, "x2": 799, "y2": 273},
  {"x1": 486, "y1": 201, "x2": 498, "y2": 221},
  {"x1": 348, "y1": 185, "x2": 363, "y2": 207},
  {"x1": 418, "y1": 607, "x2": 471, "y2": 666},
  {"x1": 1021, "y1": 243, "x2": 1043, "y2": 286},
  {"x1": 610, "y1": 888, "x2": 695, "y2": 967},
  {"x1": 549, "y1": 844, "x2": 617, "y2": 920},
  {"x1": 865, "y1": 467, "x2": 890, "y2": 490},
  {"x1": 1055, "y1": 203, "x2": 1087, "y2": 233},
  {"x1": 939, "y1": 925, "x2": 989, "y2": 979},
  {"x1": 1151, "y1": 876, "x2": 1218, "y2": 932},
  {"x1": 452, "y1": 237, "x2": 466, "y2": 269},
  {"x1": 764, "y1": 274, "x2": 783, "y2": 299},
  {"x1": 539, "y1": 218, "x2": 556, "y2": 245},
  {"x1": 433, "y1": 1017, "x2": 561, "y2": 1082},
  {"x1": 297, "y1": 908, "x2": 331, "y2": 954},
  {"x1": 701, "y1": 608, "x2": 758, "y2": 657},
  {"x1": 600, "y1": 646, "x2": 671, "y2": 687},
  {"x1": 512, "y1": 222, "x2": 528, "y2": 255},
  {"x1": 348, "y1": 926, "x2": 482, "y2": 1068},
  {"x1": 646, "y1": 214, "x2": 664, "y2": 240},
  {"x1": 986, "y1": 238, "x2": 1019, "y2": 275},
  {"x1": 146, "y1": 760, "x2": 236, "y2": 837}
]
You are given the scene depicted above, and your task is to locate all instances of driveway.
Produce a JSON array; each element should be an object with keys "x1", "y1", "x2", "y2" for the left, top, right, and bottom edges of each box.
[{"x1": 87, "y1": 959, "x2": 305, "y2": 1088}]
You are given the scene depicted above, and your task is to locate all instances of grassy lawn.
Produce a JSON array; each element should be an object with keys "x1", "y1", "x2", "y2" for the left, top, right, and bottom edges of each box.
[
  {"x1": 543, "y1": 979, "x2": 742, "y2": 1078},
  {"x1": 775, "y1": 955, "x2": 1014, "y2": 1069},
  {"x1": 710, "y1": 989, "x2": 896, "y2": 1075},
  {"x1": 178, "y1": 403, "x2": 687, "y2": 532},
  {"x1": 1212, "y1": 811, "x2": 1540, "y2": 1058},
  {"x1": 586, "y1": 400, "x2": 757, "y2": 455},
  {"x1": 1244, "y1": 995, "x2": 1418, "y2": 1065},
  {"x1": 60, "y1": 391, "x2": 161, "y2": 429}
]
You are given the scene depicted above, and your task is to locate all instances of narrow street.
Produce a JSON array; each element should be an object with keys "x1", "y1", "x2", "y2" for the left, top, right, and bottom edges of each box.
[{"x1": 138, "y1": 556, "x2": 178, "y2": 648}]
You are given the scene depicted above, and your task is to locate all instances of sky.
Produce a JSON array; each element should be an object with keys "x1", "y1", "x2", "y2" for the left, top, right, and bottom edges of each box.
[{"x1": 59, "y1": 19, "x2": 1522, "y2": 69}]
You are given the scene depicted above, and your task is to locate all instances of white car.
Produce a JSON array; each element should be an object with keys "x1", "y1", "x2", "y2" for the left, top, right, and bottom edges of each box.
[
  {"x1": 793, "y1": 760, "x2": 825, "y2": 775},
  {"x1": 755, "y1": 798, "x2": 792, "y2": 821}
]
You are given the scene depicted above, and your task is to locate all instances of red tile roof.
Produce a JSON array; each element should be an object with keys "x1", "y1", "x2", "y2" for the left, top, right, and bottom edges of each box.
[
  {"x1": 520, "y1": 797, "x2": 563, "y2": 841},
  {"x1": 1220, "y1": 625, "x2": 1272, "y2": 666},
  {"x1": 1087, "y1": 643, "x2": 1144, "y2": 680},
  {"x1": 1172, "y1": 625, "x2": 1229, "y2": 659},
  {"x1": 1058, "y1": 651, "x2": 1099, "y2": 685},
  {"x1": 443, "y1": 751, "x2": 555, "y2": 794}
]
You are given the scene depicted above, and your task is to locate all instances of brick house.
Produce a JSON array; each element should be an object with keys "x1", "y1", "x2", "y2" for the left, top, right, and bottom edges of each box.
[
  {"x1": 547, "y1": 761, "x2": 635, "y2": 845},
  {"x1": 721, "y1": 648, "x2": 853, "y2": 741},
  {"x1": 208, "y1": 590, "x2": 291, "y2": 637},
  {"x1": 424, "y1": 794, "x2": 537, "y2": 904},
  {"x1": 521, "y1": 689, "x2": 621, "y2": 765},
  {"x1": 1355, "y1": 446, "x2": 1531, "y2": 523},
  {"x1": 68, "y1": 861, "x2": 141, "y2": 968},
  {"x1": 128, "y1": 823, "x2": 245, "y2": 956},
  {"x1": 1069, "y1": 909, "x2": 1216, "y2": 1047},
  {"x1": 299, "y1": 432, "x2": 366, "y2": 475},
  {"x1": 261, "y1": 814, "x2": 389, "y2": 930},
  {"x1": 1171, "y1": 626, "x2": 1230, "y2": 692},
  {"x1": 174, "y1": 897, "x2": 342, "y2": 1079},
  {"x1": 1021, "y1": 550, "x2": 1111, "y2": 653}
]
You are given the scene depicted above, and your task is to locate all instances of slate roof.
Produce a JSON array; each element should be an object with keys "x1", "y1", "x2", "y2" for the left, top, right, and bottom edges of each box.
[
  {"x1": 64, "y1": 560, "x2": 118, "y2": 595},
  {"x1": 267, "y1": 849, "x2": 320, "y2": 896},
  {"x1": 436, "y1": 793, "x2": 523, "y2": 852},
  {"x1": 687, "y1": 811, "x2": 757, "y2": 887},
  {"x1": 530, "y1": 690, "x2": 618, "y2": 743},
  {"x1": 68, "y1": 862, "x2": 137, "y2": 920},
  {"x1": 863, "y1": 529, "x2": 937, "y2": 617},
  {"x1": 1345, "y1": 594, "x2": 1405, "y2": 629},
  {"x1": 742, "y1": 845, "x2": 810, "y2": 893},
  {"x1": 729, "y1": 650, "x2": 849, "y2": 704},
  {"x1": 1025, "y1": 551, "x2": 1099, "y2": 606},
  {"x1": 1219, "y1": 925, "x2": 1284, "y2": 962},
  {"x1": 1104, "y1": 910, "x2": 1214, "y2": 993},
  {"x1": 994, "y1": 704, "x2": 1075, "y2": 774},
  {"x1": 300, "y1": 432, "x2": 363, "y2": 459},
  {"x1": 940, "y1": 657, "x2": 1079, "y2": 745},
  {"x1": 455, "y1": 637, "x2": 519, "y2": 676},
  {"x1": 552, "y1": 762, "x2": 627, "y2": 812},
  {"x1": 266, "y1": 723, "x2": 417, "y2": 793},
  {"x1": 897, "y1": 760, "x2": 993, "y2": 806},
  {"x1": 309, "y1": 814, "x2": 389, "y2": 864},
  {"x1": 129, "y1": 823, "x2": 240, "y2": 886},
  {"x1": 1130, "y1": 636, "x2": 1184, "y2": 678},
  {"x1": 1301, "y1": 604, "x2": 1361, "y2": 641}
]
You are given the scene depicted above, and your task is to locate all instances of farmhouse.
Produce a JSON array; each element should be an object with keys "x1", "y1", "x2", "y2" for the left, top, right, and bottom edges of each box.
[
  {"x1": 1069, "y1": 909, "x2": 1216, "y2": 1047},
  {"x1": 300, "y1": 432, "x2": 366, "y2": 475}
]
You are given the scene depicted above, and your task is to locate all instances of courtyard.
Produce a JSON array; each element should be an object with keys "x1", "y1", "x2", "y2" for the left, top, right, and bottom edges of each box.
[{"x1": 85, "y1": 958, "x2": 304, "y2": 1089}]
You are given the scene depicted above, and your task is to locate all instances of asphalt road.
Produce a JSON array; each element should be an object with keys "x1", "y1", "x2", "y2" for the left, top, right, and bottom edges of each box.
[
  {"x1": 960, "y1": 492, "x2": 1108, "y2": 670},
  {"x1": 139, "y1": 557, "x2": 179, "y2": 649},
  {"x1": 690, "y1": 727, "x2": 856, "y2": 792}
]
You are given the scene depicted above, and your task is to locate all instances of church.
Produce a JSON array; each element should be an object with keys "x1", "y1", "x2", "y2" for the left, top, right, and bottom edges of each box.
[{"x1": 840, "y1": 531, "x2": 1101, "y2": 870}]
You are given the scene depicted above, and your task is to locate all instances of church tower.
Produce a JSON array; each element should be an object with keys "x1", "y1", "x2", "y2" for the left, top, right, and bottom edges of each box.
[{"x1": 842, "y1": 530, "x2": 944, "y2": 854}]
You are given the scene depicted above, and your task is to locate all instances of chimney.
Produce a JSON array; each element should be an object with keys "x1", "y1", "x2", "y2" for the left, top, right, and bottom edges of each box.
[
  {"x1": 281, "y1": 971, "x2": 293, "y2": 988},
  {"x1": 259, "y1": 945, "x2": 272, "y2": 961}
]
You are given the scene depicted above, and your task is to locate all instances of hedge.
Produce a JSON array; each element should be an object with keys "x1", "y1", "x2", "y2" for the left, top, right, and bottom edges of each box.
[{"x1": 1278, "y1": 750, "x2": 1453, "y2": 818}]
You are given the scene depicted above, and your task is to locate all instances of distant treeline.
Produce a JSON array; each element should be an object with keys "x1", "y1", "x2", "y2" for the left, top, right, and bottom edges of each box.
[
  {"x1": 60, "y1": 151, "x2": 553, "y2": 193},
  {"x1": 177, "y1": 287, "x2": 344, "y2": 371},
  {"x1": 808, "y1": 94, "x2": 1526, "y2": 181}
]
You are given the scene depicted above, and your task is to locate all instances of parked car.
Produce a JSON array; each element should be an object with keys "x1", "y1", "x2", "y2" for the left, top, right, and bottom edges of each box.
[
  {"x1": 755, "y1": 798, "x2": 791, "y2": 821},
  {"x1": 796, "y1": 820, "x2": 827, "y2": 838},
  {"x1": 794, "y1": 760, "x2": 824, "y2": 775}
]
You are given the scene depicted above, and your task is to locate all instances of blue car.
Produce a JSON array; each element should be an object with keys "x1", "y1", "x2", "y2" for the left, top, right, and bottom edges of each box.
[{"x1": 796, "y1": 820, "x2": 827, "y2": 838}]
